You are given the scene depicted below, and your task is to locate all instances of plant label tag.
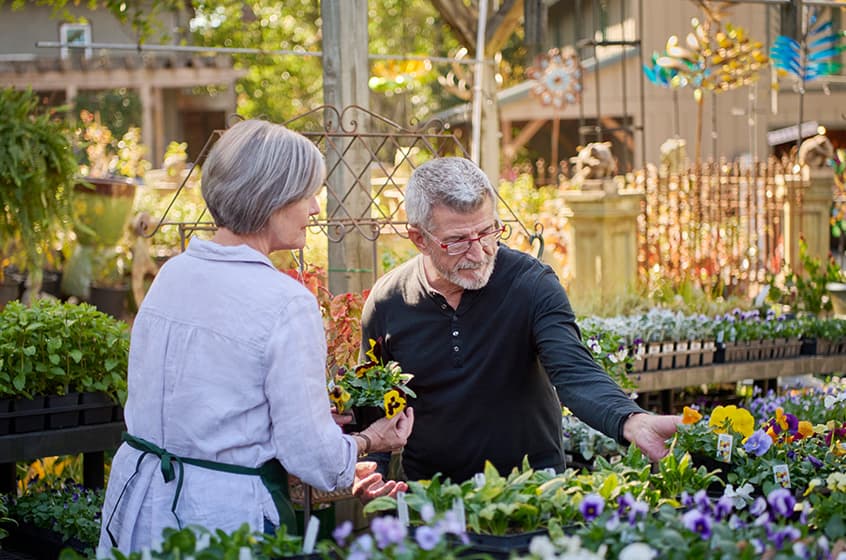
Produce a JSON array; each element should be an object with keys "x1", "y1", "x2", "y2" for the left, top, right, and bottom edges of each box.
[
  {"x1": 716, "y1": 433, "x2": 733, "y2": 463},
  {"x1": 473, "y1": 473, "x2": 486, "y2": 489},
  {"x1": 303, "y1": 515, "x2": 320, "y2": 553},
  {"x1": 397, "y1": 491, "x2": 409, "y2": 526},
  {"x1": 773, "y1": 464, "x2": 791, "y2": 488},
  {"x1": 327, "y1": 379, "x2": 336, "y2": 391},
  {"x1": 452, "y1": 497, "x2": 466, "y2": 530}
]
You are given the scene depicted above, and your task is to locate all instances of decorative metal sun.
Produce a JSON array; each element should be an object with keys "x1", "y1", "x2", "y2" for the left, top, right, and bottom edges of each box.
[{"x1": 527, "y1": 47, "x2": 582, "y2": 109}]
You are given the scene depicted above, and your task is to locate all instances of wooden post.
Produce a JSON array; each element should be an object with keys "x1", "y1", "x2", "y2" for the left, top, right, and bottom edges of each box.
[{"x1": 322, "y1": 0, "x2": 373, "y2": 294}]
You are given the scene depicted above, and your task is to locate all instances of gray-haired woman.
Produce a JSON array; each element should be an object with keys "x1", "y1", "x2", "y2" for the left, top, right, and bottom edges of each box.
[{"x1": 99, "y1": 119, "x2": 413, "y2": 554}]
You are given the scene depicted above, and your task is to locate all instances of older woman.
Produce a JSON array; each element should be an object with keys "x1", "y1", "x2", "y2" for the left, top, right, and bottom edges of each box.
[{"x1": 99, "y1": 119, "x2": 413, "y2": 553}]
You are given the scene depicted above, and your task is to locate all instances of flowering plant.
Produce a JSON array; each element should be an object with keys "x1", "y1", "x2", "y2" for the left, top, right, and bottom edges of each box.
[
  {"x1": 553, "y1": 486, "x2": 834, "y2": 560},
  {"x1": 73, "y1": 110, "x2": 150, "y2": 180},
  {"x1": 328, "y1": 337, "x2": 416, "y2": 418},
  {"x1": 674, "y1": 402, "x2": 846, "y2": 496},
  {"x1": 2, "y1": 484, "x2": 104, "y2": 554},
  {"x1": 60, "y1": 524, "x2": 306, "y2": 559},
  {"x1": 326, "y1": 514, "x2": 467, "y2": 560}
]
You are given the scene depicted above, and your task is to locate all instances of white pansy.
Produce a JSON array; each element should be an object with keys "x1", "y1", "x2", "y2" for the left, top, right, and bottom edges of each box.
[
  {"x1": 723, "y1": 483, "x2": 755, "y2": 509},
  {"x1": 619, "y1": 542, "x2": 658, "y2": 560},
  {"x1": 529, "y1": 535, "x2": 557, "y2": 559}
]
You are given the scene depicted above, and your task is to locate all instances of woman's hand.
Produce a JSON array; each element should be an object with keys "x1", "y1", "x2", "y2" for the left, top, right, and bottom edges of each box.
[
  {"x1": 330, "y1": 406, "x2": 353, "y2": 428},
  {"x1": 353, "y1": 461, "x2": 407, "y2": 504},
  {"x1": 362, "y1": 407, "x2": 414, "y2": 453}
]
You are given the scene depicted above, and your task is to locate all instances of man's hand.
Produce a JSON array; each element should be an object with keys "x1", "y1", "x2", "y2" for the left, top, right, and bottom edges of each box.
[
  {"x1": 352, "y1": 461, "x2": 408, "y2": 505},
  {"x1": 623, "y1": 413, "x2": 681, "y2": 461}
]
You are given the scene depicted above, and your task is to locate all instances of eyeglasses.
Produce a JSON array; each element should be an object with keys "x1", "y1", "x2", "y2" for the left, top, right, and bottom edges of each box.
[{"x1": 419, "y1": 221, "x2": 505, "y2": 256}]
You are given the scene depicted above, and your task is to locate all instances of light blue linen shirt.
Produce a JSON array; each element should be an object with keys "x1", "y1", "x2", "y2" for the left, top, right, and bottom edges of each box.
[{"x1": 99, "y1": 238, "x2": 357, "y2": 553}]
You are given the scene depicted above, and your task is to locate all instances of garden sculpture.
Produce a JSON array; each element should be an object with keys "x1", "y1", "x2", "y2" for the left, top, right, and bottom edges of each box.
[
  {"x1": 571, "y1": 142, "x2": 617, "y2": 181},
  {"x1": 798, "y1": 134, "x2": 834, "y2": 169}
]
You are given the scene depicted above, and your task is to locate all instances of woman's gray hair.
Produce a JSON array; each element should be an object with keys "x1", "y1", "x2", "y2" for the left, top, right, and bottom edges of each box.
[
  {"x1": 201, "y1": 119, "x2": 325, "y2": 234},
  {"x1": 404, "y1": 157, "x2": 497, "y2": 230}
]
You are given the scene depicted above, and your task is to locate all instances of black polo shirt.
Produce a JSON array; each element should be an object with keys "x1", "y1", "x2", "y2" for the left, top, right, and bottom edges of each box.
[{"x1": 360, "y1": 244, "x2": 644, "y2": 483}]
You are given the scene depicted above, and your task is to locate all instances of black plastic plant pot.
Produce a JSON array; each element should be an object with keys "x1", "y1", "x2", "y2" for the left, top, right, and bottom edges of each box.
[
  {"x1": 47, "y1": 392, "x2": 81, "y2": 429},
  {"x1": 460, "y1": 529, "x2": 549, "y2": 559},
  {"x1": 80, "y1": 391, "x2": 117, "y2": 425},
  {"x1": 12, "y1": 396, "x2": 47, "y2": 433},
  {"x1": 343, "y1": 405, "x2": 385, "y2": 434}
]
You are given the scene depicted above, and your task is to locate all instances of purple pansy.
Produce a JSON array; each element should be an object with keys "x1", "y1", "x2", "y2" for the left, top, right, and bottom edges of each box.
[
  {"x1": 682, "y1": 509, "x2": 713, "y2": 540},
  {"x1": 744, "y1": 429, "x2": 773, "y2": 456},
  {"x1": 580, "y1": 493, "x2": 604, "y2": 522}
]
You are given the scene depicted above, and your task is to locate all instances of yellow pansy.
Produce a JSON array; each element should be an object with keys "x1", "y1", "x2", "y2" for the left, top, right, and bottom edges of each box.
[
  {"x1": 797, "y1": 421, "x2": 814, "y2": 439},
  {"x1": 384, "y1": 389, "x2": 406, "y2": 418},
  {"x1": 329, "y1": 386, "x2": 351, "y2": 412},
  {"x1": 365, "y1": 338, "x2": 379, "y2": 362},
  {"x1": 709, "y1": 405, "x2": 755, "y2": 438}
]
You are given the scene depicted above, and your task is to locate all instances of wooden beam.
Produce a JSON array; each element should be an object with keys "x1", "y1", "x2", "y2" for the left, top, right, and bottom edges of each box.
[
  {"x1": 0, "y1": 67, "x2": 246, "y2": 91},
  {"x1": 503, "y1": 118, "x2": 546, "y2": 159}
]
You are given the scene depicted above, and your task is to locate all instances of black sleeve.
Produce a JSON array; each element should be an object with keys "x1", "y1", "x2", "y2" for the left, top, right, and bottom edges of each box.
[{"x1": 531, "y1": 268, "x2": 644, "y2": 444}]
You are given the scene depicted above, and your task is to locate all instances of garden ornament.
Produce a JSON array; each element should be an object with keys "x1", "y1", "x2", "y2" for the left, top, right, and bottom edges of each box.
[
  {"x1": 659, "y1": 137, "x2": 687, "y2": 174},
  {"x1": 798, "y1": 134, "x2": 834, "y2": 169},
  {"x1": 571, "y1": 142, "x2": 617, "y2": 181},
  {"x1": 526, "y1": 46, "x2": 582, "y2": 110}
]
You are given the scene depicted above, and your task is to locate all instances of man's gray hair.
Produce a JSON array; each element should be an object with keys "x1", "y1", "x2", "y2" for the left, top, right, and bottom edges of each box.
[
  {"x1": 404, "y1": 157, "x2": 496, "y2": 230},
  {"x1": 202, "y1": 119, "x2": 325, "y2": 234}
]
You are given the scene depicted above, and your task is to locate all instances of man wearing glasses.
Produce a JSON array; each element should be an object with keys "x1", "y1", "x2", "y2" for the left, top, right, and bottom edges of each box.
[{"x1": 360, "y1": 157, "x2": 679, "y2": 483}]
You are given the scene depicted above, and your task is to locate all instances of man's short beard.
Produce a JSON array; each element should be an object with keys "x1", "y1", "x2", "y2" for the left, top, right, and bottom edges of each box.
[{"x1": 443, "y1": 250, "x2": 497, "y2": 290}]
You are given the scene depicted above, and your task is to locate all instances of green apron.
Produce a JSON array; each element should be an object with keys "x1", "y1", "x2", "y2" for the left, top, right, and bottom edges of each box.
[{"x1": 106, "y1": 432, "x2": 298, "y2": 548}]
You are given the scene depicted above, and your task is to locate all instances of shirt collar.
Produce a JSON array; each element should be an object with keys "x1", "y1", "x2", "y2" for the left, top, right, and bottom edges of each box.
[{"x1": 185, "y1": 237, "x2": 277, "y2": 270}]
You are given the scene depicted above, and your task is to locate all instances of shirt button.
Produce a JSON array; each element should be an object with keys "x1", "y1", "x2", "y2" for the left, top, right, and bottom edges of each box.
[
  {"x1": 453, "y1": 346, "x2": 460, "y2": 352},
  {"x1": 441, "y1": 304, "x2": 447, "y2": 310},
  {"x1": 452, "y1": 330, "x2": 459, "y2": 337}
]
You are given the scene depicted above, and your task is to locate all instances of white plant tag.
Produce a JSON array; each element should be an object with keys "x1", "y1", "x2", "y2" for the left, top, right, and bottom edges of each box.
[
  {"x1": 397, "y1": 491, "x2": 409, "y2": 526},
  {"x1": 303, "y1": 515, "x2": 320, "y2": 553},
  {"x1": 452, "y1": 497, "x2": 466, "y2": 530},
  {"x1": 773, "y1": 464, "x2": 791, "y2": 488},
  {"x1": 473, "y1": 473, "x2": 486, "y2": 488},
  {"x1": 716, "y1": 433, "x2": 733, "y2": 463}
]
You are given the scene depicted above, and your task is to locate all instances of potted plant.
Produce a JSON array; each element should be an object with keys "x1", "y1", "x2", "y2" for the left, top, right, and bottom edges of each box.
[
  {"x1": 61, "y1": 111, "x2": 149, "y2": 300},
  {"x1": 328, "y1": 337, "x2": 416, "y2": 433},
  {"x1": 1, "y1": 484, "x2": 103, "y2": 557},
  {"x1": 87, "y1": 244, "x2": 131, "y2": 319},
  {"x1": 0, "y1": 299, "x2": 129, "y2": 435},
  {"x1": 0, "y1": 88, "x2": 78, "y2": 301}
]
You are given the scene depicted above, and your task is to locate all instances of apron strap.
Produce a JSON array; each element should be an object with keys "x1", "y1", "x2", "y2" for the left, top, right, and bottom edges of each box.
[{"x1": 107, "y1": 432, "x2": 299, "y2": 549}]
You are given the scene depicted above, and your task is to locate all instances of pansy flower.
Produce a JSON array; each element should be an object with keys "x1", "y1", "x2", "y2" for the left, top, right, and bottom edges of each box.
[
  {"x1": 709, "y1": 405, "x2": 755, "y2": 437},
  {"x1": 682, "y1": 406, "x2": 703, "y2": 425}
]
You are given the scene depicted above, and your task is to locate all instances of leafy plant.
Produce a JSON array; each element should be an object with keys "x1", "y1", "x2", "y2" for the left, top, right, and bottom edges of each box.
[
  {"x1": 73, "y1": 110, "x2": 149, "y2": 181},
  {"x1": 0, "y1": 87, "x2": 78, "y2": 287},
  {"x1": 59, "y1": 523, "x2": 306, "y2": 560},
  {"x1": 0, "y1": 299, "x2": 129, "y2": 401},
  {"x1": 3, "y1": 484, "x2": 104, "y2": 555},
  {"x1": 766, "y1": 238, "x2": 843, "y2": 315},
  {"x1": 328, "y1": 338, "x2": 415, "y2": 416}
]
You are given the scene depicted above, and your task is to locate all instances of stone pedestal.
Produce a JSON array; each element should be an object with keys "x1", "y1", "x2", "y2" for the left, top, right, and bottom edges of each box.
[
  {"x1": 561, "y1": 179, "x2": 644, "y2": 306},
  {"x1": 785, "y1": 168, "x2": 834, "y2": 271}
]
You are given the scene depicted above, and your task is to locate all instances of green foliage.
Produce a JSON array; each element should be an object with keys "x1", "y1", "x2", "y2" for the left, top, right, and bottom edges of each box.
[
  {"x1": 766, "y1": 238, "x2": 843, "y2": 315},
  {"x1": 329, "y1": 338, "x2": 416, "y2": 414},
  {"x1": 58, "y1": 524, "x2": 305, "y2": 560},
  {"x1": 0, "y1": 299, "x2": 129, "y2": 401},
  {"x1": 3, "y1": 485, "x2": 104, "y2": 554},
  {"x1": 73, "y1": 89, "x2": 142, "y2": 142},
  {"x1": 5, "y1": 0, "x2": 184, "y2": 44},
  {"x1": 0, "y1": 88, "x2": 78, "y2": 278}
]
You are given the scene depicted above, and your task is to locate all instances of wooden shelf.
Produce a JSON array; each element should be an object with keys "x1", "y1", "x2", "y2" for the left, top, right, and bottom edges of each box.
[{"x1": 635, "y1": 355, "x2": 846, "y2": 392}]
